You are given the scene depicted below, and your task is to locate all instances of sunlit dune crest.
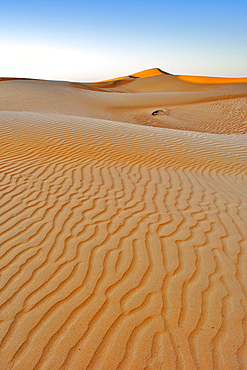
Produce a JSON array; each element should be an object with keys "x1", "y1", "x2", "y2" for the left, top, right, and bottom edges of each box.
[
  {"x1": 98, "y1": 68, "x2": 247, "y2": 85},
  {"x1": 130, "y1": 67, "x2": 166, "y2": 78},
  {"x1": 179, "y1": 74, "x2": 247, "y2": 84},
  {"x1": 0, "y1": 68, "x2": 247, "y2": 369},
  {"x1": 98, "y1": 67, "x2": 166, "y2": 82}
]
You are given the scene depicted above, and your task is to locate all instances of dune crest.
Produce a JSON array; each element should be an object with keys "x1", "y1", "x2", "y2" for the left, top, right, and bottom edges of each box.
[
  {"x1": 179, "y1": 74, "x2": 247, "y2": 84},
  {"x1": 0, "y1": 69, "x2": 247, "y2": 369},
  {"x1": 98, "y1": 67, "x2": 166, "y2": 83}
]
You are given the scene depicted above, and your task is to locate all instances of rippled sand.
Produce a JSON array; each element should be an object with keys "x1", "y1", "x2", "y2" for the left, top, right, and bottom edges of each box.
[{"x1": 0, "y1": 69, "x2": 247, "y2": 369}]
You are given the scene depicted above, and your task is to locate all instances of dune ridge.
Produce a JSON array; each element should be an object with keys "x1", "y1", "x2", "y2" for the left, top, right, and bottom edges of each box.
[
  {"x1": 0, "y1": 70, "x2": 247, "y2": 369},
  {"x1": 179, "y1": 75, "x2": 247, "y2": 84}
]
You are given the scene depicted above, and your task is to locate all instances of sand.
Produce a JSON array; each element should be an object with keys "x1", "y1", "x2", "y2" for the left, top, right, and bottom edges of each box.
[{"x1": 0, "y1": 68, "x2": 247, "y2": 369}]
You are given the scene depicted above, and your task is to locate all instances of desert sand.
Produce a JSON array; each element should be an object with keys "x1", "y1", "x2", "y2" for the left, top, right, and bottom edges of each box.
[{"x1": 0, "y1": 68, "x2": 247, "y2": 369}]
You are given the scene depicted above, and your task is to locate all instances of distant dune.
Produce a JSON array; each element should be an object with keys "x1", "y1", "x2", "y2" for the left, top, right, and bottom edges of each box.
[{"x1": 0, "y1": 69, "x2": 247, "y2": 369}]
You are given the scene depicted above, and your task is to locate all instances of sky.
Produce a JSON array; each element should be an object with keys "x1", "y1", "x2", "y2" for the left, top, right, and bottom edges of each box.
[{"x1": 1, "y1": 0, "x2": 247, "y2": 82}]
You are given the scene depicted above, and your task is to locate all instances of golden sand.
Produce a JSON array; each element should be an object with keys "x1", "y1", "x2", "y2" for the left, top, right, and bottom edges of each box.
[
  {"x1": 97, "y1": 67, "x2": 165, "y2": 82},
  {"x1": 179, "y1": 75, "x2": 247, "y2": 84},
  {"x1": 0, "y1": 70, "x2": 247, "y2": 369}
]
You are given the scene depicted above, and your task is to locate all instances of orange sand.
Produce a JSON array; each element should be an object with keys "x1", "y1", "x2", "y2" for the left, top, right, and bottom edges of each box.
[
  {"x1": 179, "y1": 75, "x2": 247, "y2": 84},
  {"x1": 0, "y1": 69, "x2": 247, "y2": 369},
  {"x1": 98, "y1": 67, "x2": 165, "y2": 82}
]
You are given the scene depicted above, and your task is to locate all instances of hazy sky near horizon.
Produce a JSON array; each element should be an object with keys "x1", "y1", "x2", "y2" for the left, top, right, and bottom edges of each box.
[{"x1": 1, "y1": 0, "x2": 247, "y2": 81}]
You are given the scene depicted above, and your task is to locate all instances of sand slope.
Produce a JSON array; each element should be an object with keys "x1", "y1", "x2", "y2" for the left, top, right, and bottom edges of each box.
[{"x1": 0, "y1": 70, "x2": 247, "y2": 369}]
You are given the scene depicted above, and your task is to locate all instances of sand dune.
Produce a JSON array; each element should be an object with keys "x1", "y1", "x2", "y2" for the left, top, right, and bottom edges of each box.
[
  {"x1": 1, "y1": 73, "x2": 247, "y2": 135},
  {"x1": 0, "y1": 69, "x2": 247, "y2": 369}
]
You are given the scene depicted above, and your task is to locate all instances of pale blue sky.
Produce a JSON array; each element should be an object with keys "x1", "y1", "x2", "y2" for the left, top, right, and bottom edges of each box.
[{"x1": 1, "y1": 0, "x2": 247, "y2": 81}]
